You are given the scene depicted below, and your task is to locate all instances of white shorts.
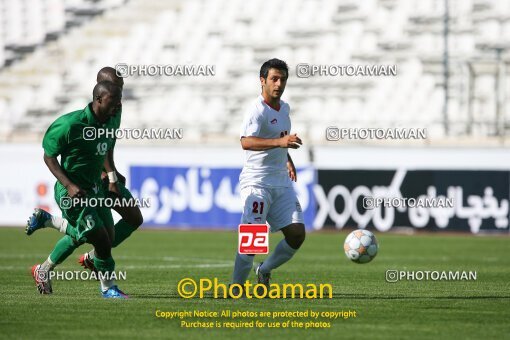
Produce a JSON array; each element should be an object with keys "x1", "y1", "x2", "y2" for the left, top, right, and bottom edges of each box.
[{"x1": 240, "y1": 185, "x2": 304, "y2": 232}]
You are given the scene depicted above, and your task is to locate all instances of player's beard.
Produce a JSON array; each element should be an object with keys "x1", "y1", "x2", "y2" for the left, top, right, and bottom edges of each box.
[{"x1": 273, "y1": 88, "x2": 283, "y2": 99}]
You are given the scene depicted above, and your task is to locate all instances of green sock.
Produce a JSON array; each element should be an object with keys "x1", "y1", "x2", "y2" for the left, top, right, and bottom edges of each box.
[
  {"x1": 94, "y1": 256, "x2": 116, "y2": 292},
  {"x1": 85, "y1": 220, "x2": 137, "y2": 262},
  {"x1": 112, "y1": 219, "x2": 138, "y2": 248},
  {"x1": 49, "y1": 235, "x2": 79, "y2": 265},
  {"x1": 93, "y1": 256, "x2": 115, "y2": 273}
]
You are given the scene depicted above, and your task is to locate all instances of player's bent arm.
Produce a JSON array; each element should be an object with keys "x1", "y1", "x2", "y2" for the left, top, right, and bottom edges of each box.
[
  {"x1": 103, "y1": 149, "x2": 116, "y2": 174},
  {"x1": 43, "y1": 154, "x2": 85, "y2": 197},
  {"x1": 43, "y1": 154, "x2": 73, "y2": 188},
  {"x1": 103, "y1": 148, "x2": 126, "y2": 184},
  {"x1": 103, "y1": 150, "x2": 121, "y2": 195},
  {"x1": 241, "y1": 134, "x2": 302, "y2": 151},
  {"x1": 240, "y1": 136, "x2": 281, "y2": 151}
]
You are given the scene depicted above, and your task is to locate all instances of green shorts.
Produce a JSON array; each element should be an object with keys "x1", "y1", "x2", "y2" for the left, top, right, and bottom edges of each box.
[{"x1": 55, "y1": 181, "x2": 114, "y2": 243}]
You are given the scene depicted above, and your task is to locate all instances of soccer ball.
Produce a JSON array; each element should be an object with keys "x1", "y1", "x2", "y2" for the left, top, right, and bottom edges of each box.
[{"x1": 344, "y1": 229, "x2": 378, "y2": 263}]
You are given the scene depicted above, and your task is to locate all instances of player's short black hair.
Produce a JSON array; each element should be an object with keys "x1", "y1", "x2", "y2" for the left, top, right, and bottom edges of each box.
[
  {"x1": 93, "y1": 81, "x2": 121, "y2": 100},
  {"x1": 260, "y1": 58, "x2": 289, "y2": 79},
  {"x1": 97, "y1": 67, "x2": 118, "y2": 82},
  {"x1": 97, "y1": 66, "x2": 124, "y2": 88}
]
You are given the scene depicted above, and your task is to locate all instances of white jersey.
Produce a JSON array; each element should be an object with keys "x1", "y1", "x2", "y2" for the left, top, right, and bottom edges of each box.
[{"x1": 239, "y1": 95, "x2": 292, "y2": 189}]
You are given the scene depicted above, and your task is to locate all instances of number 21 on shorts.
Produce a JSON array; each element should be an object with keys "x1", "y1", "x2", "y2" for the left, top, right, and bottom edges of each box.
[{"x1": 238, "y1": 224, "x2": 269, "y2": 254}]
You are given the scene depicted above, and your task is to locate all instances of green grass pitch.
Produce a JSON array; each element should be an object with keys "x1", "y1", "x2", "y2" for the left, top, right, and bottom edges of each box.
[{"x1": 0, "y1": 227, "x2": 509, "y2": 339}]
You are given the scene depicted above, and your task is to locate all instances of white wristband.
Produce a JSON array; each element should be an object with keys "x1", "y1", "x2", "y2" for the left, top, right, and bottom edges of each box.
[{"x1": 107, "y1": 171, "x2": 118, "y2": 183}]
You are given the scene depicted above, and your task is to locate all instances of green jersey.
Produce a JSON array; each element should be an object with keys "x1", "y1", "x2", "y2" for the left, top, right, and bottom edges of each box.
[
  {"x1": 101, "y1": 108, "x2": 121, "y2": 173},
  {"x1": 110, "y1": 108, "x2": 122, "y2": 148},
  {"x1": 43, "y1": 103, "x2": 118, "y2": 190}
]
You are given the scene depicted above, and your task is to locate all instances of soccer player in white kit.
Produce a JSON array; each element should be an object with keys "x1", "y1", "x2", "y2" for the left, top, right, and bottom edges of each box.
[{"x1": 232, "y1": 58, "x2": 306, "y2": 292}]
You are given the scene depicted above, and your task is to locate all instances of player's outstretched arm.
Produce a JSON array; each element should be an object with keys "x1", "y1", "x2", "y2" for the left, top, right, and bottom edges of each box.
[
  {"x1": 241, "y1": 133, "x2": 302, "y2": 151},
  {"x1": 43, "y1": 154, "x2": 86, "y2": 198}
]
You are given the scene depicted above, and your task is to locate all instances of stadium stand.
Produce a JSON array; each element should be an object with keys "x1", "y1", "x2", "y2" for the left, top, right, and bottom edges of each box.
[{"x1": 0, "y1": 0, "x2": 508, "y2": 144}]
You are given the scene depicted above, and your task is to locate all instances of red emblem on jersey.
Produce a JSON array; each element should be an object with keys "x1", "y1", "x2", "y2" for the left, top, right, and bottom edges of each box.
[{"x1": 271, "y1": 118, "x2": 277, "y2": 124}]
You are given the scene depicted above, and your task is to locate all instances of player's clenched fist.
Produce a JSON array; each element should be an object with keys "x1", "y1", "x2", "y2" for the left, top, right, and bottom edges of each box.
[{"x1": 280, "y1": 133, "x2": 302, "y2": 149}]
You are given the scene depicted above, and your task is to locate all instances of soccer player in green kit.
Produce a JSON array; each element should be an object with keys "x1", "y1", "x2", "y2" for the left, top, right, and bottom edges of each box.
[
  {"x1": 26, "y1": 68, "x2": 143, "y2": 296},
  {"x1": 79, "y1": 67, "x2": 143, "y2": 271},
  {"x1": 30, "y1": 80, "x2": 128, "y2": 298}
]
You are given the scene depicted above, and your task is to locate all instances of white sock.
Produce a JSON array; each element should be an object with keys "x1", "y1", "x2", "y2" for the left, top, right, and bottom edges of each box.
[
  {"x1": 88, "y1": 249, "x2": 95, "y2": 261},
  {"x1": 44, "y1": 215, "x2": 68, "y2": 234},
  {"x1": 100, "y1": 277, "x2": 115, "y2": 292},
  {"x1": 232, "y1": 254, "x2": 254, "y2": 284},
  {"x1": 259, "y1": 239, "x2": 297, "y2": 274},
  {"x1": 40, "y1": 256, "x2": 56, "y2": 271}
]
